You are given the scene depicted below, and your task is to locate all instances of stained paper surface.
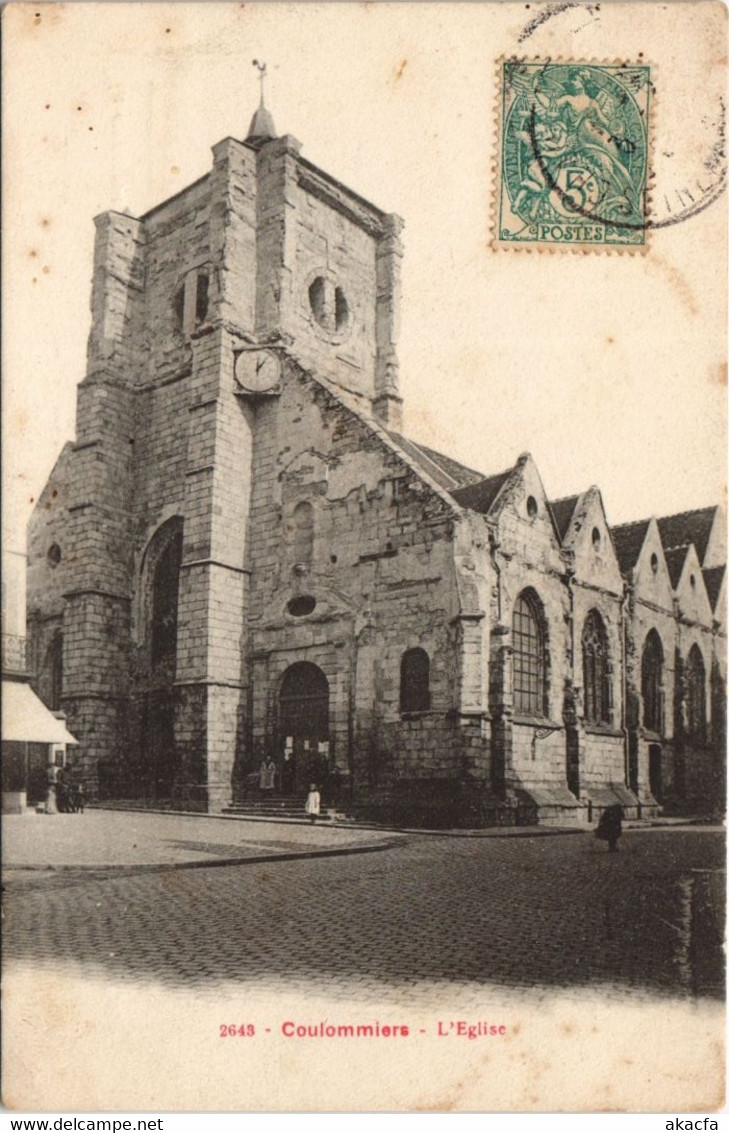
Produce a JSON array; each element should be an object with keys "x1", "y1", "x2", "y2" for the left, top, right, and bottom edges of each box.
[{"x1": 2, "y1": 2, "x2": 726, "y2": 1113}]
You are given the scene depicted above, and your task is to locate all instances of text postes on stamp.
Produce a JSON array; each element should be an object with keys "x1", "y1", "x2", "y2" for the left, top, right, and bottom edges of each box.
[{"x1": 495, "y1": 61, "x2": 651, "y2": 251}]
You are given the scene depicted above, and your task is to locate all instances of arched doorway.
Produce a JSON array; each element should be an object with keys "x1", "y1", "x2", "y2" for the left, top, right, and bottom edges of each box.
[{"x1": 278, "y1": 662, "x2": 329, "y2": 795}]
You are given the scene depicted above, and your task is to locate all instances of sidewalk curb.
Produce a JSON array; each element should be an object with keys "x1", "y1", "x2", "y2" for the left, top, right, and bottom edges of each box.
[
  {"x1": 86, "y1": 802, "x2": 590, "y2": 839},
  {"x1": 3, "y1": 836, "x2": 405, "y2": 880}
]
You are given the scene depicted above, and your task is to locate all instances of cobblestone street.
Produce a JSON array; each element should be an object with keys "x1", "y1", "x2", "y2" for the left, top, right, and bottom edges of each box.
[{"x1": 3, "y1": 821, "x2": 724, "y2": 1004}]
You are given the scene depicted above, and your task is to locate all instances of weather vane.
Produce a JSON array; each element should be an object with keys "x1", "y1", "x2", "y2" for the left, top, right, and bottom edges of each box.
[{"x1": 252, "y1": 59, "x2": 267, "y2": 105}]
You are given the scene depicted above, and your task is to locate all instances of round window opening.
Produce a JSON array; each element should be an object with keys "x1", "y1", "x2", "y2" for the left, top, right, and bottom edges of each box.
[
  {"x1": 47, "y1": 543, "x2": 62, "y2": 568},
  {"x1": 592, "y1": 526, "x2": 602, "y2": 549},
  {"x1": 526, "y1": 495, "x2": 538, "y2": 519},
  {"x1": 308, "y1": 277, "x2": 350, "y2": 333},
  {"x1": 287, "y1": 595, "x2": 317, "y2": 617},
  {"x1": 650, "y1": 553, "x2": 659, "y2": 574},
  {"x1": 334, "y1": 287, "x2": 349, "y2": 331}
]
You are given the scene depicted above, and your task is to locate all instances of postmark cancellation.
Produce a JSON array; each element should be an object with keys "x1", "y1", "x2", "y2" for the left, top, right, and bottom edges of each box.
[{"x1": 494, "y1": 60, "x2": 652, "y2": 251}]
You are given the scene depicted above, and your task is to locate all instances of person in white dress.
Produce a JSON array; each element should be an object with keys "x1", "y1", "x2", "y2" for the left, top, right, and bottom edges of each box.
[{"x1": 305, "y1": 783, "x2": 320, "y2": 824}]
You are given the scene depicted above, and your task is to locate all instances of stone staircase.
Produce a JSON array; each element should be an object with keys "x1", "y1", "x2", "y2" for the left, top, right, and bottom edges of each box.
[{"x1": 222, "y1": 795, "x2": 338, "y2": 822}]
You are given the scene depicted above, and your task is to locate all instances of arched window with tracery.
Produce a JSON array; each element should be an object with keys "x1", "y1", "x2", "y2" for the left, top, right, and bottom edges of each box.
[
  {"x1": 150, "y1": 527, "x2": 183, "y2": 669},
  {"x1": 685, "y1": 644, "x2": 706, "y2": 741},
  {"x1": 400, "y1": 648, "x2": 431, "y2": 713},
  {"x1": 292, "y1": 501, "x2": 314, "y2": 566},
  {"x1": 582, "y1": 610, "x2": 610, "y2": 725},
  {"x1": 641, "y1": 629, "x2": 664, "y2": 733},
  {"x1": 513, "y1": 590, "x2": 547, "y2": 717}
]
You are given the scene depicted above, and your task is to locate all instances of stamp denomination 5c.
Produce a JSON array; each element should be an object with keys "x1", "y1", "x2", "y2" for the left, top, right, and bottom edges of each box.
[{"x1": 495, "y1": 61, "x2": 652, "y2": 251}]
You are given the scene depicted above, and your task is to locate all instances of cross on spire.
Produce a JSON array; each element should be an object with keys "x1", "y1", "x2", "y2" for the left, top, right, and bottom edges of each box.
[
  {"x1": 252, "y1": 59, "x2": 267, "y2": 107},
  {"x1": 246, "y1": 60, "x2": 277, "y2": 147}
]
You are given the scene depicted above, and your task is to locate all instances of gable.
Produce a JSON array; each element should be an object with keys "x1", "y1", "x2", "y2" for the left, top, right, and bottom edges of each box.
[
  {"x1": 561, "y1": 488, "x2": 623, "y2": 594},
  {"x1": 633, "y1": 519, "x2": 674, "y2": 609},
  {"x1": 673, "y1": 544, "x2": 713, "y2": 625},
  {"x1": 28, "y1": 442, "x2": 75, "y2": 531},
  {"x1": 486, "y1": 454, "x2": 563, "y2": 564}
]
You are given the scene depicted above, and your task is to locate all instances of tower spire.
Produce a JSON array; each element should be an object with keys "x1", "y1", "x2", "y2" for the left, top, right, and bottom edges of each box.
[{"x1": 246, "y1": 59, "x2": 277, "y2": 148}]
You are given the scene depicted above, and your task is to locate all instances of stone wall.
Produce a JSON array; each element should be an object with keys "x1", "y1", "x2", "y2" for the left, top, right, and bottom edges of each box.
[{"x1": 243, "y1": 358, "x2": 488, "y2": 818}]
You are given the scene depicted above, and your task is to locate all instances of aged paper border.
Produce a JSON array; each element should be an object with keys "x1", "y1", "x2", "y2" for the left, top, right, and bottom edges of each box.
[{"x1": 2, "y1": 0, "x2": 727, "y2": 1115}]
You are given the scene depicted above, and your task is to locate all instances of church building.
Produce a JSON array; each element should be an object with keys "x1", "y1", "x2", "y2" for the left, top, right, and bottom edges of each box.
[{"x1": 26, "y1": 94, "x2": 727, "y2": 826}]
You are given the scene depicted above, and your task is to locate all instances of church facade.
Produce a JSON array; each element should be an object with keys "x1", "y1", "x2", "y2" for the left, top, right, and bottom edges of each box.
[{"x1": 26, "y1": 103, "x2": 727, "y2": 826}]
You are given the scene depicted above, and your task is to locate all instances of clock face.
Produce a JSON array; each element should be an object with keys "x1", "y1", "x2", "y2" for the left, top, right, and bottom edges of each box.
[{"x1": 234, "y1": 349, "x2": 280, "y2": 393}]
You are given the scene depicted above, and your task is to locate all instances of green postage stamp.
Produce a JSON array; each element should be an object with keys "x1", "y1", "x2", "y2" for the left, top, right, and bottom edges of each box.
[{"x1": 495, "y1": 61, "x2": 651, "y2": 250}]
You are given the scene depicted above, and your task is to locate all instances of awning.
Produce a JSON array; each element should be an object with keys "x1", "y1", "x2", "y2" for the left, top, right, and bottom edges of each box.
[{"x1": 2, "y1": 681, "x2": 78, "y2": 745}]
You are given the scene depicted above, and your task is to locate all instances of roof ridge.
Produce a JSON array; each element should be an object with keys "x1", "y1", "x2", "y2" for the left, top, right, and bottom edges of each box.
[{"x1": 290, "y1": 363, "x2": 466, "y2": 517}]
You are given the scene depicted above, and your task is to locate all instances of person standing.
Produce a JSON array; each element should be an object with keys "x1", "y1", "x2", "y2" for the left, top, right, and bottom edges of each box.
[
  {"x1": 55, "y1": 766, "x2": 70, "y2": 814},
  {"x1": 263, "y1": 756, "x2": 277, "y2": 792},
  {"x1": 45, "y1": 762, "x2": 58, "y2": 815},
  {"x1": 305, "y1": 783, "x2": 321, "y2": 824},
  {"x1": 595, "y1": 803, "x2": 624, "y2": 852}
]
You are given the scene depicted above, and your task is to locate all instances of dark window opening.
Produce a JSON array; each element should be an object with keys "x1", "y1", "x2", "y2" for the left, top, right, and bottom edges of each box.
[
  {"x1": 526, "y1": 496, "x2": 538, "y2": 519},
  {"x1": 309, "y1": 277, "x2": 328, "y2": 327},
  {"x1": 287, "y1": 595, "x2": 317, "y2": 617},
  {"x1": 400, "y1": 648, "x2": 431, "y2": 713},
  {"x1": 335, "y1": 286, "x2": 349, "y2": 330},
  {"x1": 174, "y1": 269, "x2": 210, "y2": 336},
  {"x1": 591, "y1": 526, "x2": 601, "y2": 549},
  {"x1": 195, "y1": 273, "x2": 209, "y2": 325},
  {"x1": 583, "y1": 609, "x2": 610, "y2": 725},
  {"x1": 151, "y1": 531, "x2": 182, "y2": 668},
  {"x1": 308, "y1": 276, "x2": 350, "y2": 334},
  {"x1": 641, "y1": 629, "x2": 664, "y2": 733},
  {"x1": 513, "y1": 590, "x2": 547, "y2": 716},
  {"x1": 174, "y1": 283, "x2": 185, "y2": 329},
  {"x1": 47, "y1": 543, "x2": 62, "y2": 567}
]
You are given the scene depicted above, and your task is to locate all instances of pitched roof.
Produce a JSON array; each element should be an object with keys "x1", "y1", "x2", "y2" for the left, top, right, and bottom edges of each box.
[
  {"x1": 702, "y1": 565, "x2": 726, "y2": 612},
  {"x1": 657, "y1": 507, "x2": 718, "y2": 564},
  {"x1": 550, "y1": 495, "x2": 580, "y2": 542},
  {"x1": 411, "y1": 443, "x2": 485, "y2": 488},
  {"x1": 450, "y1": 469, "x2": 515, "y2": 515},
  {"x1": 663, "y1": 546, "x2": 689, "y2": 590},
  {"x1": 386, "y1": 433, "x2": 468, "y2": 491},
  {"x1": 610, "y1": 519, "x2": 651, "y2": 574}
]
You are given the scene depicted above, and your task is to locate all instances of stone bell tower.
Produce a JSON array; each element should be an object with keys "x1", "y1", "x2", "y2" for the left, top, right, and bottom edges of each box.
[
  {"x1": 27, "y1": 71, "x2": 404, "y2": 810},
  {"x1": 243, "y1": 63, "x2": 404, "y2": 425}
]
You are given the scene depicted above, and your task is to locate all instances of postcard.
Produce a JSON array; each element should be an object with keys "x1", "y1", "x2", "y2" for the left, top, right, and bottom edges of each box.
[{"x1": 2, "y1": 1, "x2": 726, "y2": 1114}]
